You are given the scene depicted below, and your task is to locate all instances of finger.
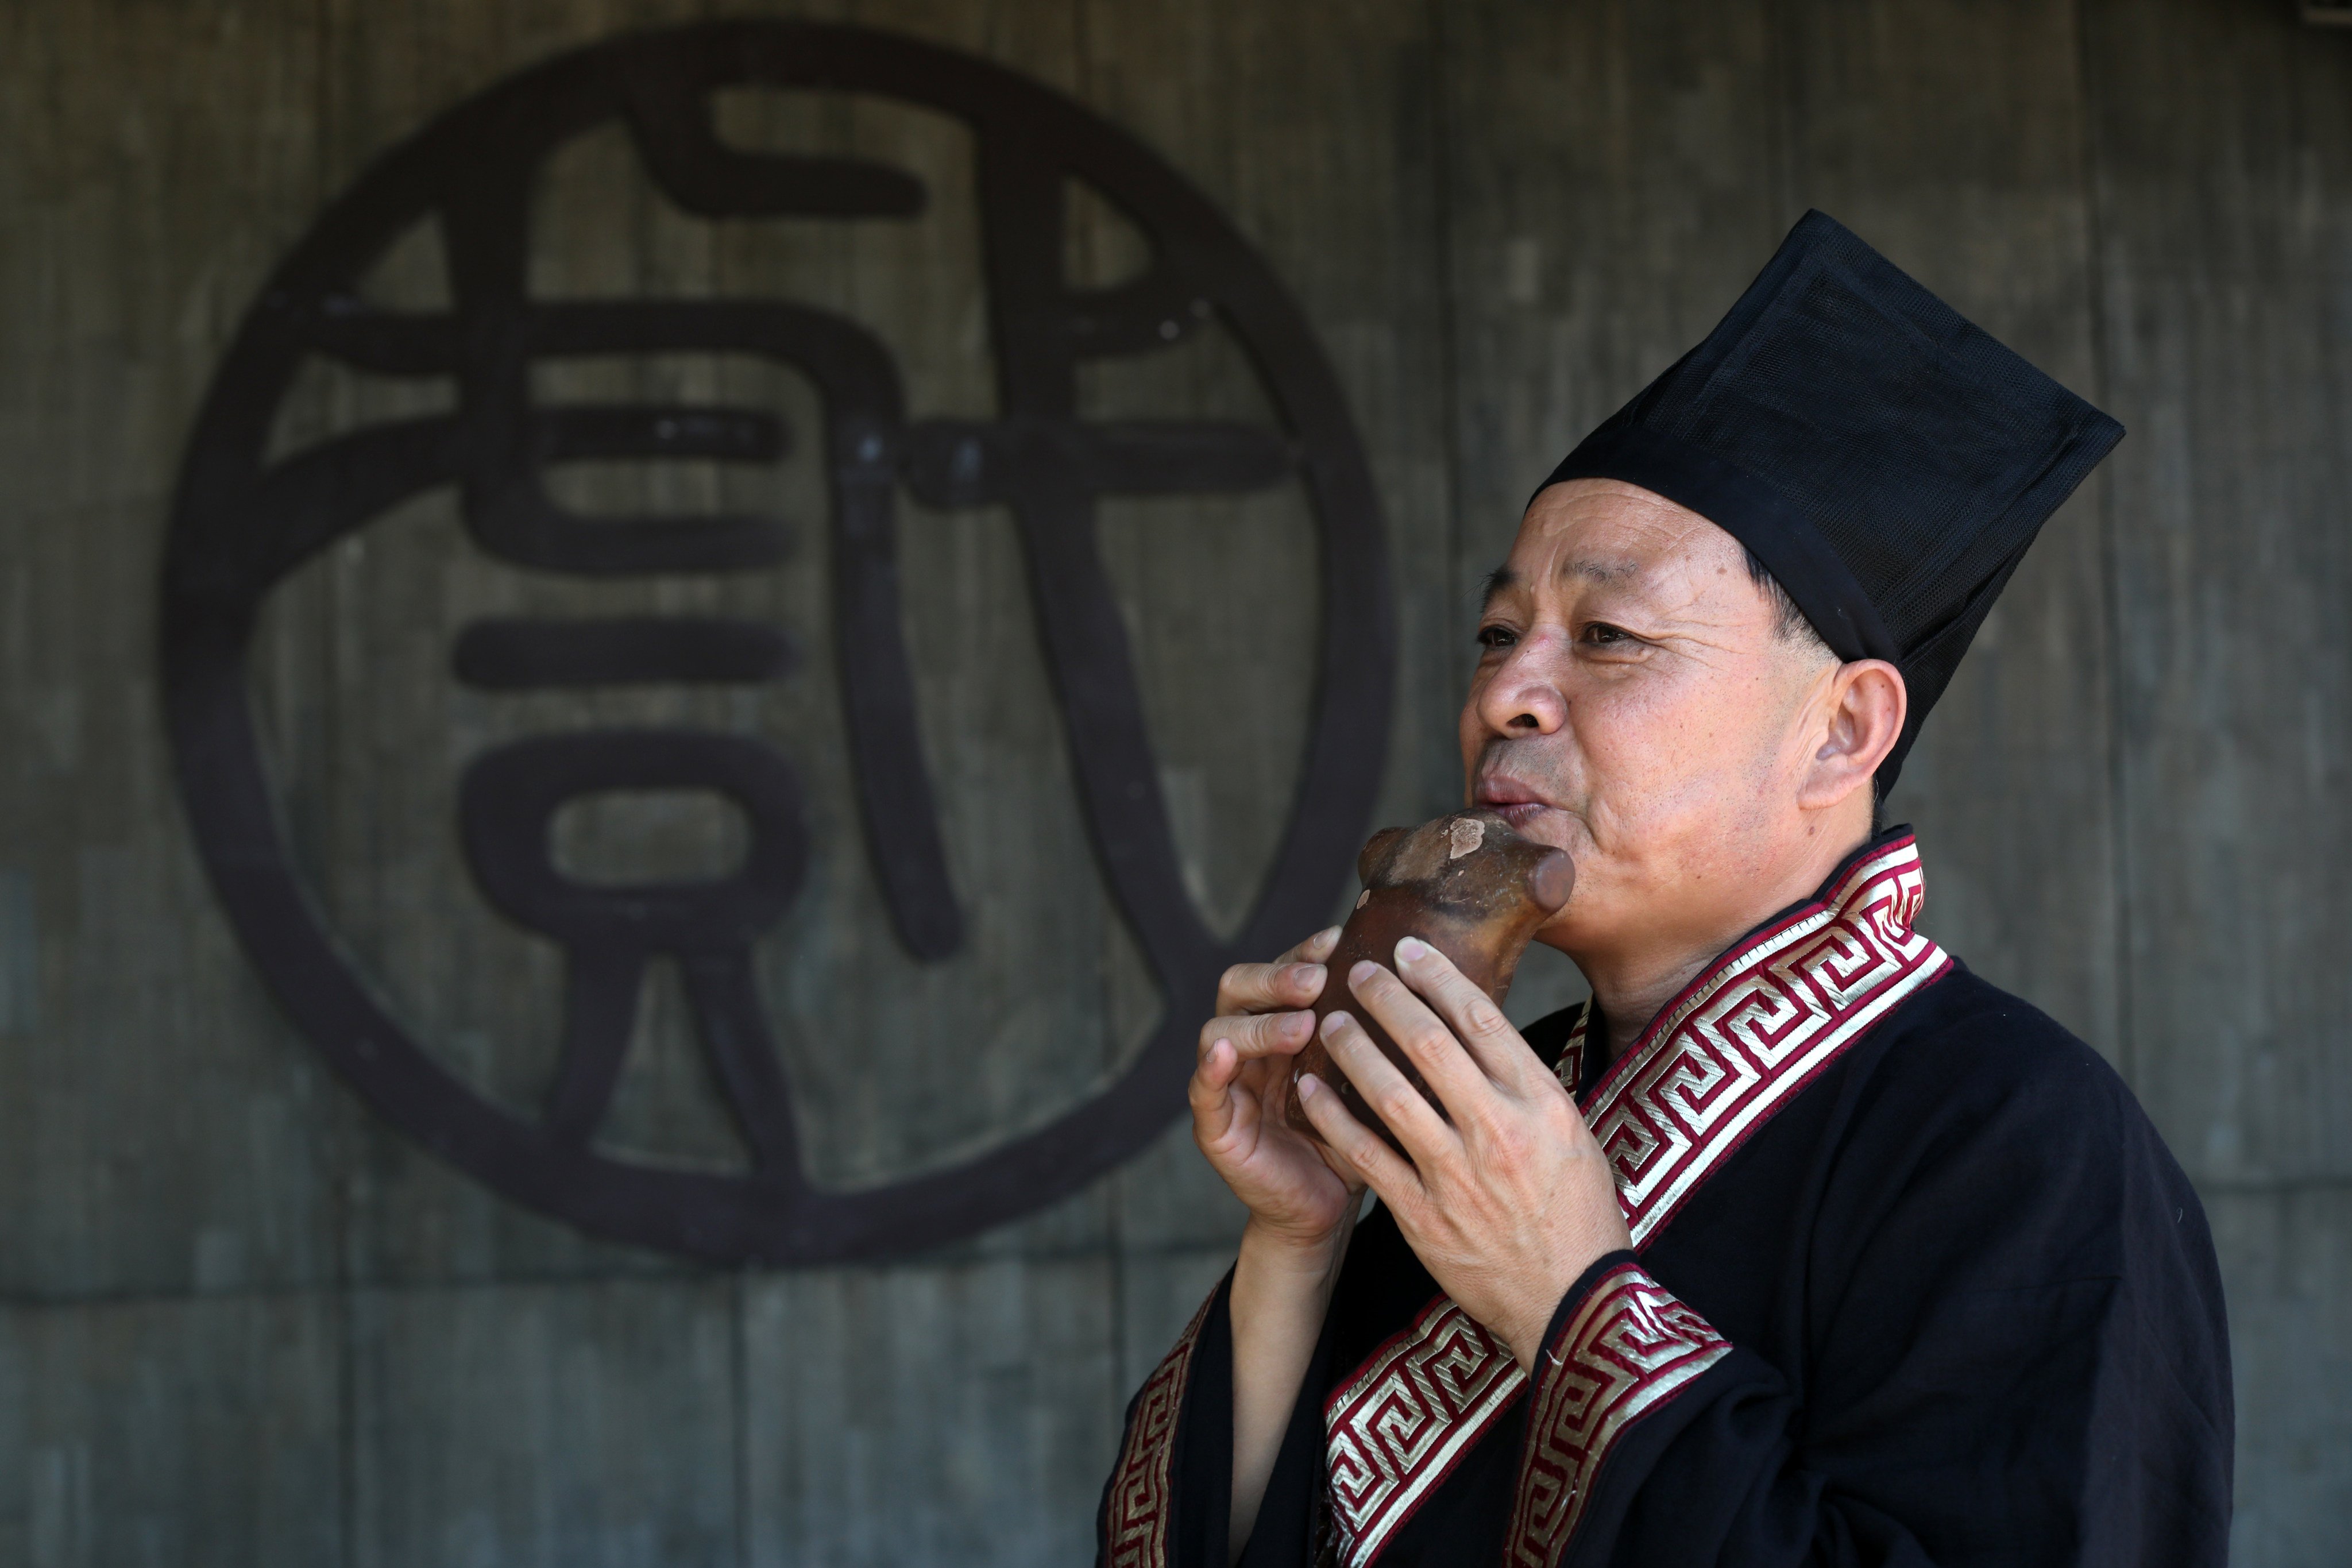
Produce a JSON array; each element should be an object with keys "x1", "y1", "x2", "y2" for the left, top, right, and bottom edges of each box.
[
  {"x1": 1343, "y1": 957, "x2": 1500, "y2": 1123},
  {"x1": 1295, "y1": 1071, "x2": 1420, "y2": 1205},
  {"x1": 1197, "y1": 1007, "x2": 1316, "y2": 1063},
  {"x1": 1189, "y1": 1037, "x2": 1241, "y2": 1145},
  {"x1": 1390, "y1": 937, "x2": 1542, "y2": 1086},
  {"x1": 1215, "y1": 949, "x2": 1331, "y2": 1016},
  {"x1": 1314, "y1": 1133, "x2": 1371, "y2": 1196},
  {"x1": 1316, "y1": 1007, "x2": 1462, "y2": 1169}
]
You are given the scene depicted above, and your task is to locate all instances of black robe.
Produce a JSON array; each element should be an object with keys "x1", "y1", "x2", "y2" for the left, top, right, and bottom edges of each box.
[{"x1": 1096, "y1": 832, "x2": 2231, "y2": 1568}]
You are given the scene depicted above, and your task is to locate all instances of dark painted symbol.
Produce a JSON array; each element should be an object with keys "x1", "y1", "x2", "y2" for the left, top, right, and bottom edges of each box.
[{"x1": 162, "y1": 21, "x2": 1392, "y2": 1263}]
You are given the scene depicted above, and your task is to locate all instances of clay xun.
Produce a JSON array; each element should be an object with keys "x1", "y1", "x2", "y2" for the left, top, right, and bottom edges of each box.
[{"x1": 1284, "y1": 810, "x2": 1573, "y2": 1154}]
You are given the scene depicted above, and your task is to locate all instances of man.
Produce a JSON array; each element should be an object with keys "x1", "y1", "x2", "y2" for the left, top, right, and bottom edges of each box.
[{"x1": 1095, "y1": 212, "x2": 2231, "y2": 1567}]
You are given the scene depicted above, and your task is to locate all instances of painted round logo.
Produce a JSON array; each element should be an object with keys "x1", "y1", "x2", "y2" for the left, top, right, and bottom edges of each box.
[{"x1": 163, "y1": 21, "x2": 1391, "y2": 1263}]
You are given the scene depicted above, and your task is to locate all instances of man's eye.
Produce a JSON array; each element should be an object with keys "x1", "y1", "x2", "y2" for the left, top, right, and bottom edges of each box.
[
  {"x1": 1581, "y1": 622, "x2": 1635, "y2": 646},
  {"x1": 1476, "y1": 624, "x2": 1519, "y2": 651}
]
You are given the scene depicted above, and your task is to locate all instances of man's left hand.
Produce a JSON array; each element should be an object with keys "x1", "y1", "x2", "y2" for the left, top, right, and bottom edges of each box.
[{"x1": 1295, "y1": 938, "x2": 1631, "y2": 1371}]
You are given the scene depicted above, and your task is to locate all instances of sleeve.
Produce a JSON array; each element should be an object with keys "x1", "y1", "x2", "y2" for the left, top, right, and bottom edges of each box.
[
  {"x1": 1502, "y1": 1034, "x2": 2233, "y2": 1568},
  {"x1": 1096, "y1": 1279, "x2": 1234, "y2": 1568},
  {"x1": 1502, "y1": 1252, "x2": 1731, "y2": 1567},
  {"x1": 1094, "y1": 1263, "x2": 1355, "y2": 1568}
]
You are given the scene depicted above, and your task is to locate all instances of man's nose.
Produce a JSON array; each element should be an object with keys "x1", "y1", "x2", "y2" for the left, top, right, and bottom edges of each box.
[{"x1": 1475, "y1": 635, "x2": 1569, "y2": 735}]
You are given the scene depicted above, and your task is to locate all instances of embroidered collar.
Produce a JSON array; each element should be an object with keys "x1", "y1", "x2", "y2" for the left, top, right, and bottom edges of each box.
[{"x1": 1554, "y1": 828, "x2": 1951, "y2": 1246}]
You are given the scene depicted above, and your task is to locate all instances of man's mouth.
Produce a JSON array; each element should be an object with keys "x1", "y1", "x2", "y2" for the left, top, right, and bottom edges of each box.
[{"x1": 1472, "y1": 776, "x2": 1552, "y2": 831}]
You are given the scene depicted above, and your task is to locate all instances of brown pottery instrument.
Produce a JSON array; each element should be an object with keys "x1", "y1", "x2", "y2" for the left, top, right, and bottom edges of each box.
[{"x1": 1284, "y1": 810, "x2": 1574, "y2": 1155}]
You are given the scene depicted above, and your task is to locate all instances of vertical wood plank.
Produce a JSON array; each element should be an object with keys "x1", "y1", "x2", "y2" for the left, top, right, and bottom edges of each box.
[
  {"x1": 2204, "y1": 1189, "x2": 2352, "y2": 1566},
  {"x1": 0, "y1": 0, "x2": 345, "y2": 1298},
  {"x1": 347, "y1": 1277, "x2": 739, "y2": 1568},
  {"x1": 2083, "y1": 0, "x2": 2352, "y2": 1195},
  {"x1": 2083, "y1": 6, "x2": 2352, "y2": 1558},
  {"x1": 1772, "y1": 0, "x2": 2121, "y2": 1057},
  {"x1": 742, "y1": 1256, "x2": 1118, "y2": 1568},
  {"x1": 0, "y1": 1292, "x2": 344, "y2": 1567}
]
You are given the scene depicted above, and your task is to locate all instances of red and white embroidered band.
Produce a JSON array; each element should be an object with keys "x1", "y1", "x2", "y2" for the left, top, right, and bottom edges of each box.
[
  {"x1": 1324, "y1": 1297, "x2": 1530, "y2": 1568},
  {"x1": 1105, "y1": 1291, "x2": 1217, "y2": 1568},
  {"x1": 1323, "y1": 833, "x2": 1949, "y2": 1567},
  {"x1": 1503, "y1": 1263, "x2": 1730, "y2": 1568},
  {"x1": 1560, "y1": 832, "x2": 1949, "y2": 1245}
]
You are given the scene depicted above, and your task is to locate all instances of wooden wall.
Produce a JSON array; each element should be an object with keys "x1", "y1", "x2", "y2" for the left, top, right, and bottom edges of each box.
[{"x1": 0, "y1": 0, "x2": 2345, "y2": 1562}]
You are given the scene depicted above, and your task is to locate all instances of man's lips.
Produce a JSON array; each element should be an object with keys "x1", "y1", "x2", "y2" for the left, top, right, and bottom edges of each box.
[{"x1": 1473, "y1": 777, "x2": 1554, "y2": 829}]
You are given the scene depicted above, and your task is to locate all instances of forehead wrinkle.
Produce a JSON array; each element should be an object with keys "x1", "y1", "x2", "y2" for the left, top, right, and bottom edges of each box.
[
  {"x1": 1555, "y1": 556, "x2": 1643, "y2": 586},
  {"x1": 1561, "y1": 544, "x2": 1759, "y2": 640}
]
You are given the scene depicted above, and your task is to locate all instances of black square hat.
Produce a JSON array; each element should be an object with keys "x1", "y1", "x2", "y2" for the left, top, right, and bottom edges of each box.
[{"x1": 1536, "y1": 210, "x2": 2122, "y2": 792}]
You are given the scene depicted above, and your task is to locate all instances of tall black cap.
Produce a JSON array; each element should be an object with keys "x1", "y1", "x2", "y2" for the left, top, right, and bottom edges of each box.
[{"x1": 1535, "y1": 210, "x2": 2122, "y2": 792}]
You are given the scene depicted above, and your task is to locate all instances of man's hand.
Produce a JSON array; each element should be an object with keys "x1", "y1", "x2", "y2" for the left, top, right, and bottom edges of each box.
[
  {"x1": 1295, "y1": 937, "x2": 1629, "y2": 1370},
  {"x1": 1194, "y1": 928, "x2": 1375, "y2": 1562},
  {"x1": 1192, "y1": 926, "x2": 1366, "y2": 1250}
]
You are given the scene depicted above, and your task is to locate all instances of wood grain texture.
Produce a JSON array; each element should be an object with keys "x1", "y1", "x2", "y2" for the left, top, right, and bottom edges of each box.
[
  {"x1": 0, "y1": 1, "x2": 347, "y2": 1300},
  {"x1": 742, "y1": 1256, "x2": 1118, "y2": 1568},
  {"x1": 1, "y1": 0, "x2": 2349, "y2": 1561},
  {"x1": 347, "y1": 1277, "x2": 739, "y2": 1568},
  {"x1": 2206, "y1": 1187, "x2": 2352, "y2": 1567},
  {"x1": 1774, "y1": 0, "x2": 2122, "y2": 1059},
  {"x1": 0, "y1": 1291, "x2": 343, "y2": 1567},
  {"x1": 2083, "y1": 0, "x2": 2352, "y2": 1187}
]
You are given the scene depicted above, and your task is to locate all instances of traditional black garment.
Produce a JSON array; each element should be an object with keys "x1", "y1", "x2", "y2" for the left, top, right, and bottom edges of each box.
[{"x1": 1096, "y1": 832, "x2": 2232, "y2": 1567}]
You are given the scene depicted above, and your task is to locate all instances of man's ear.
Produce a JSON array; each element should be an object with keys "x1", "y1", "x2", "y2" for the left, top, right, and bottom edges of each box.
[{"x1": 1799, "y1": 660, "x2": 1906, "y2": 812}]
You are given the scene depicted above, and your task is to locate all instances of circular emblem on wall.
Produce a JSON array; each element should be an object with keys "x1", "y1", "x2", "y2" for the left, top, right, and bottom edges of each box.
[{"x1": 162, "y1": 21, "x2": 1391, "y2": 1264}]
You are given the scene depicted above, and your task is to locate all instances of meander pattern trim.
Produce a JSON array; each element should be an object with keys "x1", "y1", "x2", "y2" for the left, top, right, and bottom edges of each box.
[
  {"x1": 1324, "y1": 1296, "x2": 1530, "y2": 1568},
  {"x1": 1316, "y1": 835, "x2": 1947, "y2": 1567},
  {"x1": 1551, "y1": 1010, "x2": 1590, "y2": 1104},
  {"x1": 1559, "y1": 833, "x2": 1951, "y2": 1245},
  {"x1": 1503, "y1": 1264, "x2": 1731, "y2": 1568},
  {"x1": 1106, "y1": 1288, "x2": 1218, "y2": 1568}
]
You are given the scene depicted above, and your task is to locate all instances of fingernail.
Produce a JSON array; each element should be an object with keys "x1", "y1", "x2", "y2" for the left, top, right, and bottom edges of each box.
[
  {"x1": 1297, "y1": 1073, "x2": 1321, "y2": 1098},
  {"x1": 1281, "y1": 1012, "x2": 1312, "y2": 1040},
  {"x1": 1321, "y1": 1010, "x2": 1351, "y2": 1038},
  {"x1": 1291, "y1": 963, "x2": 1325, "y2": 988},
  {"x1": 1350, "y1": 959, "x2": 1380, "y2": 987},
  {"x1": 1396, "y1": 936, "x2": 1430, "y2": 964}
]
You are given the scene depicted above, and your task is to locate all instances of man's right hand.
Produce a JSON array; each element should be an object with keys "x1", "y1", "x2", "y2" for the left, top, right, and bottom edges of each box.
[
  {"x1": 1191, "y1": 927, "x2": 1364, "y2": 1250},
  {"x1": 1193, "y1": 928, "x2": 1368, "y2": 1561}
]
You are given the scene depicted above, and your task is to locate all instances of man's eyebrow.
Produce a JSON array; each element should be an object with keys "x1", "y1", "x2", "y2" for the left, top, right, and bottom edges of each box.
[{"x1": 1479, "y1": 565, "x2": 1517, "y2": 607}]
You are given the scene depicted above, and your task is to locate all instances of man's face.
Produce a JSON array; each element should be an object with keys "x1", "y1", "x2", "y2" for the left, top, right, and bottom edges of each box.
[{"x1": 1459, "y1": 478, "x2": 1841, "y2": 966}]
